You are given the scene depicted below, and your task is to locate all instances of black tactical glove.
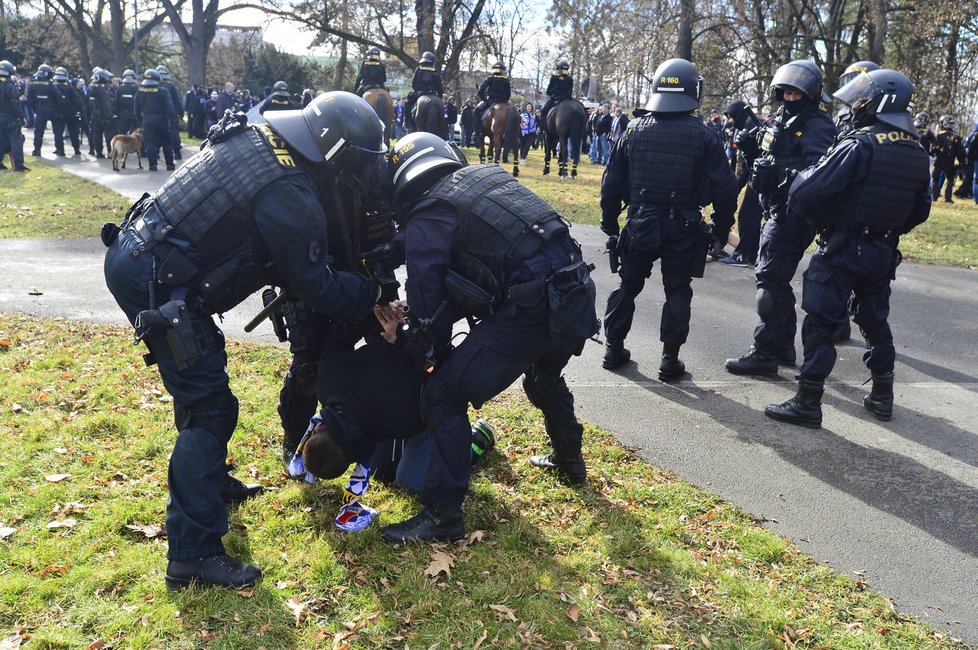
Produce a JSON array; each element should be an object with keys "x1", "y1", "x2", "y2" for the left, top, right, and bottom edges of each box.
[
  {"x1": 374, "y1": 277, "x2": 401, "y2": 305},
  {"x1": 605, "y1": 235, "x2": 619, "y2": 253},
  {"x1": 734, "y1": 127, "x2": 759, "y2": 160},
  {"x1": 361, "y1": 239, "x2": 405, "y2": 275}
]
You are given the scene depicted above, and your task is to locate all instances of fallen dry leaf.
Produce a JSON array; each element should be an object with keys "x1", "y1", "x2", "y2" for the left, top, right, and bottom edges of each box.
[
  {"x1": 45, "y1": 474, "x2": 71, "y2": 483},
  {"x1": 0, "y1": 339, "x2": 11, "y2": 351},
  {"x1": 39, "y1": 564, "x2": 69, "y2": 575},
  {"x1": 286, "y1": 596, "x2": 307, "y2": 625},
  {"x1": 567, "y1": 603, "x2": 580, "y2": 622},
  {"x1": 701, "y1": 634, "x2": 712, "y2": 648},
  {"x1": 47, "y1": 518, "x2": 78, "y2": 530},
  {"x1": 488, "y1": 603, "x2": 517, "y2": 622},
  {"x1": 237, "y1": 590, "x2": 254, "y2": 598},
  {"x1": 85, "y1": 640, "x2": 106, "y2": 650},
  {"x1": 125, "y1": 523, "x2": 166, "y2": 539},
  {"x1": 466, "y1": 530, "x2": 486, "y2": 545},
  {"x1": 473, "y1": 628, "x2": 489, "y2": 649},
  {"x1": 0, "y1": 527, "x2": 16, "y2": 541},
  {"x1": 0, "y1": 634, "x2": 23, "y2": 649},
  {"x1": 424, "y1": 549, "x2": 455, "y2": 578}
]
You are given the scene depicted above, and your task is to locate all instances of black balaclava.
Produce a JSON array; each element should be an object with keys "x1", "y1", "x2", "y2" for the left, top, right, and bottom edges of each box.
[{"x1": 782, "y1": 92, "x2": 814, "y2": 118}]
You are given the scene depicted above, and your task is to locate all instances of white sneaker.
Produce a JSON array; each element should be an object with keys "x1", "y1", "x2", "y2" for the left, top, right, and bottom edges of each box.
[{"x1": 520, "y1": 158, "x2": 527, "y2": 165}]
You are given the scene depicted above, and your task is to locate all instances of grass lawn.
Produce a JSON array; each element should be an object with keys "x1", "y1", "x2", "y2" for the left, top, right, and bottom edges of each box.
[
  {"x1": 0, "y1": 312, "x2": 964, "y2": 649},
  {"x1": 4, "y1": 147, "x2": 978, "y2": 269}
]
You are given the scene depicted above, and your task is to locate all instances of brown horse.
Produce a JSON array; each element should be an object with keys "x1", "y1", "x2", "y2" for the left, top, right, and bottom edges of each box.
[
  {"x1": 477, "y1": 102, "x2": 520, "y2": 177},
  {"x1": 362, "y1": 88, "x2": 394, "y2": 146}
]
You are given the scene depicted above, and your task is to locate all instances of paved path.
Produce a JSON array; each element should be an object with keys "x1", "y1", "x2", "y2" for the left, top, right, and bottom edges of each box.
[{"x1": 4, "y1": 136, "x2": 978, "y2": 643}]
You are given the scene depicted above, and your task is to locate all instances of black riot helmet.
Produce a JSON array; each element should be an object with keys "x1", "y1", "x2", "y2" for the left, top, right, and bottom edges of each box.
[
  {"x1": 388, "y1": 131, "x2": 467, "y2": 214},
  {"x1": 645, "y1": 58, "x2": 702, "y2": 114},
  {"x1": 913, "y1": 111, "x2": 929, "y2": 128},
  {"x1": 272, "y1": 80, "x2": 290, "y2": 98},
  {"x1": 939, "y1": 115, "x2": 956, "y2": 132},
  {"x1": 36, "y1": 64, "x2": 54, "y2": 80},
  {"x1": 122, "y1": 69, "x2": 137, "y2": 85},
  {"x1": 93, "y1": 68, "x2": 113, "y2": 84},
  {"x1": 0, "y1": 60, "x2": 14, "y2": 78},
  {"x1": 492, "y1": 61, "x2": 505, "y2": 74},
  {"x1": 833, "y1": 69, "x2": 917, "y2": 134},
  {"x1": 264, "y1": 90, "x2": 387, "y2": 193},
  {"x1": 839, "y1": 60, "x2": 880, "y2": 87},
  {"x1": 420, "y1": 51, "x2": 435, "y2": 65},
  {"x1": 556, "y1": 59, "x2": 570, "y2": 73},
  {"x1": 53, "y1": 66, "x2": 69, "y2": 82},
  {"x1": 155, "y1": 64, "x2": 171, "y2": 82},
  {"x1": 141, "y1": 69, "x2": 161, "y2": 87},
  {"x1": 366, "y1": 46, "x2": 380, "y2": 61},
  {"x1": 771, "y1": 60, "x2": 824, "y2": 102}
]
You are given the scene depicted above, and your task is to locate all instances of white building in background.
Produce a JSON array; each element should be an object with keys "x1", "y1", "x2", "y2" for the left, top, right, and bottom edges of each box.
[{"x1": 154, "y1": 22, "x2": 263, "y2": 48}]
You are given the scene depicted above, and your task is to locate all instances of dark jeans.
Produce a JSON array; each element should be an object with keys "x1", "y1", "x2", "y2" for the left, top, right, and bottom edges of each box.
[
  {"x1": 105, "y1": 228, "x2": 237, "y2": 560},
  {"x1": 799, "y1": 238, "x2": 896, "y2": 382},
  {"x1": 752, "y1": 213, "x2": 816, "y2": 359},
  {"x1": 520, "y1": 133, "x2": 535, "y2": 159}
]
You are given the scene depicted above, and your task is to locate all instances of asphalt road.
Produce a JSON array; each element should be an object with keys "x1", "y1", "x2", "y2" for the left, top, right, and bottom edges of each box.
[{"x1": 4, "y1": 141, "x2": 978, "y2": 642}]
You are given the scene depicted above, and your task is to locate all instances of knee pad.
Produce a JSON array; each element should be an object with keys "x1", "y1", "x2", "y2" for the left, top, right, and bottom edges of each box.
[
  {"x1": 175, "y1": 392, "x2": 238, "y2": 442},
  {"x1": 756, "y1": 288, "x2": 775, "y2": 319},
  {"x1": 420, "y1": 377, "x2": 466, "y2": 434}
]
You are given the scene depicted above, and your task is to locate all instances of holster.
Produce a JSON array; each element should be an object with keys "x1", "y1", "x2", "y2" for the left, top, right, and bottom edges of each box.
[{"x1": 135, "y1": 300, "x2": 201, "y2": 370}]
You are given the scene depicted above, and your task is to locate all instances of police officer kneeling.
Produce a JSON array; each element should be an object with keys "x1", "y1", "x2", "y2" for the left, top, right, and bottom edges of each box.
[
  {"x1": 103, "y1": 91, "x2": 392, "y2": 589},
  {"x1": 381, "y1": 133, "x2": 598, "y2": 542},
  {"x1": 764, "y1": 70, "x2": 931, "y2": 428},
  {"x1": 601, "y1": 58, "x2": 737, "y2": 379}
]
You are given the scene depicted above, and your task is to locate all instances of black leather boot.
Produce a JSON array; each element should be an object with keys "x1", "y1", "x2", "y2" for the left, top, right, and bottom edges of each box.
[
  {"x1": 764, "y1": 379, "x2": 823, "y2": 428},
  {"x1": 220, "y1": 467, "x2": 264, "y2": 505},
  {"x1": 165, "y1": 553, "x2": 262, "y2": 590},
  {"x1": 863, "y1": 371, "x2": 894, "y2": 421},
  {"x1": 725, "y1": 346, "x2": 778, "y2": 375},
  {"x1": 602, "y1": 342, "x2": 631, "y2": 370},
  {"x1": 659, "y1": 343, "x2": 685, "y2": 381},
  {"x1": 529, "y1": 453, "x2": 587, "y2": 484},
  {"x1": 381, "y1": 506, "x2": 465, "y2": 543}
]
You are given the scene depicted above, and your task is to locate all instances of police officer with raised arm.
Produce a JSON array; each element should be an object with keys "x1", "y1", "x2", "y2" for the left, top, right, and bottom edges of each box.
[
  {"x1": 764, "y1": 69, "x2": 931, "y2": 428},
  {"x1": 104, "y1": 90, "x2": 393, "y2": 590},
  {"x1": 725, "y1": 60, "x2": 837, "y2": 376},
  {"x1": 601, "y1": 58, "x2": 737, "y2": 380}
]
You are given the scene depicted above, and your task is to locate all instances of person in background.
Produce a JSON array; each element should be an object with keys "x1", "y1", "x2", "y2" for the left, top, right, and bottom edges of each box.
[{"x1": 519, "y1": 101, "x2": 537, "y2": 164}]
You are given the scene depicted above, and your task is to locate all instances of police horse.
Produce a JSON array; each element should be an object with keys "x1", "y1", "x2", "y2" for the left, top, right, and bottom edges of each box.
[
  {"x1": 412, "y1": 94, "x2": 446, "y2": 137},
  {"x1": 363, "y1": 87, "x2": 394, "y2": 146},
  {"x1": 477, "y1": 102, "x2": 520, "y2": 178},
  {"x1": 543, "y1": 99, "x2": 587, "y2": 179}
]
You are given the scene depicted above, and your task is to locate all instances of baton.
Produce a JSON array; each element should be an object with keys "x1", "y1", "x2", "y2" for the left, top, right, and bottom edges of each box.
[{"x1": 244, "y1": 290, "x2": 289, "y2": 333}]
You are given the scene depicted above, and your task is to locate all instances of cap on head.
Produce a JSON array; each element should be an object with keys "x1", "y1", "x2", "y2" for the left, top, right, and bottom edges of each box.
[{"x1": 645, "y1": 58, "x2": 702, "y2": 114}]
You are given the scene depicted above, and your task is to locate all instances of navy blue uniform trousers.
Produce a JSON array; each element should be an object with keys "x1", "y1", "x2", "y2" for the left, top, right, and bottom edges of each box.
[
  {"x1": 752, "y1": 213, "x2": 816, "y2": 360},
  {"x1": 142, "y1": 114, "x2": 173, "y2": 168},
  {"x1": 105, "y1": 229, "x2": 236, "y2": 560},
  {"x1": 798, "y1": 237, "x2": 896, "y2": 382}
]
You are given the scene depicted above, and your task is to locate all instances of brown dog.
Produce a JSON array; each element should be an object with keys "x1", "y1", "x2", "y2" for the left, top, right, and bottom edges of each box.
[{"x1": 110, "y1": 128, "x2": 143, "y2": 172}]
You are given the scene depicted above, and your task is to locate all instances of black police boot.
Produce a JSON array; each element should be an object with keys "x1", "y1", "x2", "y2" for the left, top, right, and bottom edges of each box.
[
  {"x1": 55, "y1": 149, "x2": 66, "y2": 156},
  {"x1": 381, "y1": 506, "x2": 465, "y2": 543},
  {"x1": 529, "y1": 453, "x2": 587, "y2": 484},
  {"x1": 832, "y1": 320, "x2": 852, "y2": 343},
  {"x1": 470, "y1": 419, "x2": 496, "y2": 466},
  {"x1": 31, "y1": 149, "x2": 41, "y2": 157},
  {"x1": 14, "y1": 165, "x2": 29, "y2": 172},
  {"x1": 659, "y1": 343, "x2": 686, "y2": 382},
  {"x1": 219, "y1": 467, "x2": 264, "y2": 505},
  {"x1": 165, "y1": 553, "x2": 262, "y2": 591},
  {"x1": 602, "y1": 341, "x2": 631, "y2": 370},
  {"x1": 863, "y1": 371, "x2": 894, "y2": 421},
  {"x1": 725, "y1": 346, "x2": 778, "y2": 375},
  {"x1": 764, "y1": 379, "x2": 823, "y2": 429}
]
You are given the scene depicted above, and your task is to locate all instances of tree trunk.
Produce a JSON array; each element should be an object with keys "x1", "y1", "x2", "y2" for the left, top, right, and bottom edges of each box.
[
  {"x1": 416, "y1": 0, "x2": 435, "y2": 56},
  {"x1": 868, "y1": 0, "x2": 885, "y2": 63},
  {"x1": 678, "y1": 0, "x2": 693, "y2": 60},
  {"x1": 109, "y1": 0, "x2": 125, "y2": 75}
]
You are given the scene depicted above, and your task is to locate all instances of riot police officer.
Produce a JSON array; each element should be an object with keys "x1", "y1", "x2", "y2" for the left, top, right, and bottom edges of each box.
[
  {"x1": 471, "y1": 61, "x2": 511, "y2": 145},
  {"x1": 0, "y1": 60, "x2": 29, "y2": 171},
  {"x1": 601, "y1": 58, "x2": 738, "y2": 379},
  {"x1": 541, "y1": 60, "x2": 573, "y2": 125},
  {"x1": 103, "y1": 91, "x2": 391, "y2": 589},
  {"x1": 135, "y1": 69, "x2": 176, "y2": 171},
  {"x1": 88, "y1": 67, "x2": 116, "y2": 159},
  {"x1": 931, "y1": 115, "x2": 966, "y2": 203},
  {"x1": 765, "y1": 69, "x2": 931, "y2": 428},
  {"x1": 258, "y1": 81, "x2": 296, "y2": 114},
  {"x1": 381, "y1": 132, "x2": 599, "y2": 542},
  {"x1": 156, "y1": 65, "x2": 184, "y2": 160},
  {"x1": 915, "y1": 112, "x2": 935, "y2": 154},
  {"x1": 406, "y1": 51, "x2": 442, "y2": 131},
  {"x1": 355, "y1": 47, "x2": 387, "y2": 96},
  {"x1": 835, "y1": 60, "x2": 879, "y2": 139},
  {"x1": 725, "y1": 60, "x2": 837, "y2": 375},
  {"x1": 53, "y1": 66, "x2": 83, "y2": 156},
  {"x1": 27, "y1": 64, "x2": 62, "y2": 157},
  {"x1": 115, "y1": 69, "x2": 139, "y2": 135}
]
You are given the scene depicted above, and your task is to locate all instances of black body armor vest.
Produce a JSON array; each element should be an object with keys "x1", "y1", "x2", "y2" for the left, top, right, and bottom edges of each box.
[
  {"x1": 418, "y1": 165, "x2": 568, "y2": 303},
  {"x1": 626, "y1": 114, "x2": 707, "y2": 209},
  {"x1": 116, "y1": 86, "x2": 136, "y2": 116},
  {"x1": 130, "y1": 123, "x2": 304, "y2": 313},
  {"x1": 758, "y1": 104, "x2": 819, "y2": 182},
  {"x1": 32, "y1": 81, "x2": 57, "y2": 110},
  {"x1": 847, "y1": 126, "x2": 930, "y2": 231}
]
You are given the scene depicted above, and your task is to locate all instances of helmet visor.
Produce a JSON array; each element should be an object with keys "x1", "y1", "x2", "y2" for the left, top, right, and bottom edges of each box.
[
  {"x1": 335, "y1": 141, "x2": 389, "y2": 194},
  {"x1": 832, "y1": 72, "x2": 878, "y2": 110}
]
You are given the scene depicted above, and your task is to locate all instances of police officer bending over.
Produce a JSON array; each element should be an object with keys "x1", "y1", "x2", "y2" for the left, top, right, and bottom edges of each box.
[
  {"x1": 765, "y1": 70, "x2": 931, "y2": 428},
  {"x1": 601, "y1": 58, "x2": 737, "y2": 380},
  {"x1": 381, "y1": 133, "x2": 599, "y2": 542},
  {"x1": 103, "y1": 91, "x2": 392, "y2": 589},
  {"x1": 355, "y1": 47, "x2": 387, "y2": 96},
  {"x1": 725, "y1": 60, "x2": 837, "y2": 376}
]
